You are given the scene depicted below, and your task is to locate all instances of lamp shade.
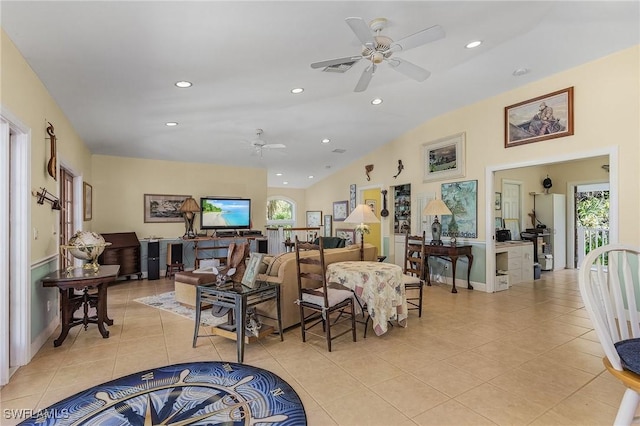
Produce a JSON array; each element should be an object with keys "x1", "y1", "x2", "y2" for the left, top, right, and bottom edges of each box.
[
  {"x1": 179, "y1": 197, "x2": 200, "y2": 213},
  {"x1": 344, "y1": 204, "x2": 380, "y2": 224},
  {"x1": 422, "y1": 199, "x2": 452, "y2": 216}
]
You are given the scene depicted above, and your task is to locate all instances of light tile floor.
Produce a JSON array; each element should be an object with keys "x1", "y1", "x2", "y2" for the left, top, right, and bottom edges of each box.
[{"x1": 0, "y1": 269, "x2": 628, "y2": 425}]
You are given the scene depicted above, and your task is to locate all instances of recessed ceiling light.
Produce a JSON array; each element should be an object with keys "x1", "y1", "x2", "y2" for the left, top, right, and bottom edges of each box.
[
  {"x1": 308, "y1": 175, "x2": 314, "y2": 179},
  {"x1": 371, "y1": 98, "x2": 383, "y2": 105},
  {"x1": 321, "y1": 138, "x2": 330, "y2": 144},
  {"x1": 283, "y1": 181, "x2": 289, "y2": 185},
  {"x1": 512, "y1": 68, "x2": 530, "y2": 77},
  {"x1": 465, "y1": 40, "x2": 482, "y2": 49},
  {"x1": 275, "y1": 173, "x2": 283, "y2": 176},
  {"x1": 291, "y1": 87, "x2": 304, "y2": 94},
  {"x1": 175, "y1": 81, "x2": 192, "y2": 88},
  {"x1": 165, "y1": 122, "x2": 178, "y2": 126}
]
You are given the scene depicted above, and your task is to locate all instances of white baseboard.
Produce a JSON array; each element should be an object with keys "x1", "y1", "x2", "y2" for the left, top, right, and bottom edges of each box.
[{"x1": 434, "y1": 278, "x2": 486, "y2": 293}]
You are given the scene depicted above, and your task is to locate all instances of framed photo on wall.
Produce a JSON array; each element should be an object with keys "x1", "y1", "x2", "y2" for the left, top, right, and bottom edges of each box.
[
  {"x1": 83, "y1": 182, "x2": 92, "y2": 221},
  {"x1": 306, "y1": 210, "x2": 322, "y2": 227},
  {"x1": 505, "y1": 86, "x2": 574, "y2": 147},
  {"x1": 335, "y1": 228, "x2": 355, "y2": 245},
  {"x1": 349, "y1": 184, "x2": 357, "y2": 213},
  {"x1": 423, "y1": 132, "x2": 466, "y2": 182},
  {"x1": 144, "y1": 194, "x2": 190, "y2": 223},
  {"x1": 333, "y1": 200, "x2": 348, "y2": 221},
  {"x1": 324, "y1": 214, "x2": 332, "y2": 237}
]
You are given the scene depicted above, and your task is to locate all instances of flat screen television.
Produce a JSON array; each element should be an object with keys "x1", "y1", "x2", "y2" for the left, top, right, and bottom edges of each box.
[{"x1": 200, "y1": 197, "x2": 251, "y2": 230}]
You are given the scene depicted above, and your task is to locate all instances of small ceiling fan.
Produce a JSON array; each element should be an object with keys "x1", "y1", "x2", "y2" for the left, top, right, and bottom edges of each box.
[
  {"x1": 311, "y1": 17, "x2": 445, "y2": 92},
  {"x1": 250, "y1": 129, "x2": 286, "y2": 157}
]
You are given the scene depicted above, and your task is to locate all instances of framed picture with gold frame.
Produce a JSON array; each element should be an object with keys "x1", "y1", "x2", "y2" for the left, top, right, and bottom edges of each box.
[
  {"x1": 83, "y1": 182, "x2": 92, "y2": 221},
  {"x1": 505, "y1": 87, "x2": 574, "y2": 147}
]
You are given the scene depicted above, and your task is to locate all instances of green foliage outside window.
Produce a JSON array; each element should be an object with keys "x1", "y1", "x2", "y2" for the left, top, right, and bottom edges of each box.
[{"x1": 267, "y1": 199, "x2": 293, "y2": 220}]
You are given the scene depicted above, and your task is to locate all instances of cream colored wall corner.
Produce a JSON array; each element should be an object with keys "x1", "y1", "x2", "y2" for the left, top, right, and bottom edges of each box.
[
  {"x1": 91, "y1": 155, "x2": 267, "y2": 238},
  {"x1": 307, "y1": 45, "x2": 639, "y2": 254},
  {"x1": 1, "y1": 30, "x2": 93, "y2": 262}
]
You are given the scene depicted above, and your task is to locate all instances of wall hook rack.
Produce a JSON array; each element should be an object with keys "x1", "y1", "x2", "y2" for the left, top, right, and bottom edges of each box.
[{"x1": 33, "y1": 187, "x2": 61, "y2": 210}]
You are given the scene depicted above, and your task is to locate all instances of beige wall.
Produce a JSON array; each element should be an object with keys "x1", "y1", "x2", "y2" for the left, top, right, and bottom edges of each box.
[
  {"x1": 1, "y1": 30, "x2": 93, "y2": 261},
  {"x1": 307, "y1": 46, "x2": 639, "y2": 253},
  {"x1": 92, "y1": 155, "x2": 267, "y2": 237}
]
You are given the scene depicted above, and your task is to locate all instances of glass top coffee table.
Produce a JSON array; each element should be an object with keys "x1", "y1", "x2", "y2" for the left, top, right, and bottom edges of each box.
[{"x1": 192, "y1": 280, "x2": 282, "y2": 363}]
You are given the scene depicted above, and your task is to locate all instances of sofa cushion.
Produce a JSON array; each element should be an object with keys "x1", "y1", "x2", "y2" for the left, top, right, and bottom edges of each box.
[{"x1": 312, "y1": 237, "x2": 346, "y2": 249}]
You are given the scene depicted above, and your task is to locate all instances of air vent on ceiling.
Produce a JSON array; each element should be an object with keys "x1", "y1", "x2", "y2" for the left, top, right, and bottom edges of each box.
[
  {"x1": 323, "y1": 62, "x2": 356, "y2": 73},
  {"x1": 332, "y1": 148, "x2": 346, "y2": 153}
]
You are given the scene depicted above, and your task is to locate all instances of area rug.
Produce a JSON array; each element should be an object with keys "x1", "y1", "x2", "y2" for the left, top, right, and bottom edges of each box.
[
  {"x1": 18, "y1": 361, "x2": 307, "y2": 425},
  {"x1": 134, "y1": 291, "x2": 226, "y2": 328}
]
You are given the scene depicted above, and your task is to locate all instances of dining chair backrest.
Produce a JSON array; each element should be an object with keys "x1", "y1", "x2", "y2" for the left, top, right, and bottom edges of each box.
[
  {"x1": 404, "y1": 231, "x2": 426, "y2": 279},
  {"x1": 578, "y1": 243, "x2": 640, "y2": 371},
  {"x1": 294, "y1": 235, "x2": 329, "y2": 308}
]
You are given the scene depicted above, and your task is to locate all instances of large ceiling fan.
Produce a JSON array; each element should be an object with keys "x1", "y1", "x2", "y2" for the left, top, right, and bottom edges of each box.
[
  {"x1": 311, "y1": 17, "x2": 445, "y2": 92},
  {"x1": 250, "y1": 129, "x2": 286, "y2": 157}
]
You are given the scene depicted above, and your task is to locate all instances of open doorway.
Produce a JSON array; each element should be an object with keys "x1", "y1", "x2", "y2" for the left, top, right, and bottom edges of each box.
[{"x1": 486, "y1": 149, "x2": 617, "y2": 293}]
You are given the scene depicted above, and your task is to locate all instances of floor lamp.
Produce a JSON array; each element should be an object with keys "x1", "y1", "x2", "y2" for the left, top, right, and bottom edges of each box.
[
  {"x1": 179, "y1": 197, "x2": 200, "y2": 239},
  {"x1": 344, "y1": 204, "x2": 380, "y2": 260},
  {"x1": 423, "y1": 199, "x2": 452, "y2": 246}
]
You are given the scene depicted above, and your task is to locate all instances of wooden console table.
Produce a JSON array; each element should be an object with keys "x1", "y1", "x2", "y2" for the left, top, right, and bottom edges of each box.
[
  {"x1": 424, "y1": 244, "x2": 473, "y2": 293},
  {"x1": 41, "y1": 265, "x2": 119, "y2": 346},
  {"x1": 184, "y1": 236, "x2": 258, "y2": 269}
]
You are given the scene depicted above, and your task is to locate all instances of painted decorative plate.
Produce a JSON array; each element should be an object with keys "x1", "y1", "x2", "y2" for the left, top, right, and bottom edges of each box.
[{"x1": 19, "y1": 362, "x2": 306, "y2": 425}]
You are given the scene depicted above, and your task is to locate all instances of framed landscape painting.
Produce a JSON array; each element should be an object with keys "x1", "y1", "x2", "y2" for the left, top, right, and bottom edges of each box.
[
  {"x1": 423, "y1": 132, "x2": 466, "y2": 182},
  {"x1": 144, "y1": 194, "x2": 190, "y2": 223},
  {"x1": 505, "y1": 86, "x2": 574, "y2": 147}
]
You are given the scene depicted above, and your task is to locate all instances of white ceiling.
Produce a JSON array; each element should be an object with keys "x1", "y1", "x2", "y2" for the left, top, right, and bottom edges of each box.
[{"x1": 2, "y1": 1, "x2": 638, "y2": 188}]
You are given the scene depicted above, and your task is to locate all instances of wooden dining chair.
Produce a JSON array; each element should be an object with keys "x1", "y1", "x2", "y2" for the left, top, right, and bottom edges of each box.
[
  {"x1": 578, "y1": 244, "x2": 640, "y2": 425},
  {"x1": 294, "y1": 236, "x2": 357, "y2": 352},
  {"x1": 403, "y1": 231, "x2": 426, "y2": 317}
]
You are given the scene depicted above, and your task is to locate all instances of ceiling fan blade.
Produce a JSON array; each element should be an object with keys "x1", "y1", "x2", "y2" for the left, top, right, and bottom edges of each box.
[
  {"x1": 389, "y1": 24, "x2": 445, "y2": 53},
  {"x1": 311, "y1": 56, "x2": 362, "y2": 69},
  {"x1": 354, "y1": 64, "x2": 375, "y2": 92},
  {"x1": 387, "y1": 58, "x2": 431, "y2": 81},
  {"x1": 263, "y1": 144, "x2": 286, "y2": 149},
  {"x1": 345, "y1": 17, "x2": 375, "y2": 49}
]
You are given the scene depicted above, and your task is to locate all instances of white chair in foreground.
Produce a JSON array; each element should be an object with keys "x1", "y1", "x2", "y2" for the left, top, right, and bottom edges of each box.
[{"x1": 578, "y1": 244, "x2": 640, "y2": 425}]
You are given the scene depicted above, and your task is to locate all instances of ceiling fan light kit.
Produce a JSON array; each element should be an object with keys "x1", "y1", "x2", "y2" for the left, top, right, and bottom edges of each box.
[{"x1": 311, "y1": 16, "x2": 445, "y2": 92}]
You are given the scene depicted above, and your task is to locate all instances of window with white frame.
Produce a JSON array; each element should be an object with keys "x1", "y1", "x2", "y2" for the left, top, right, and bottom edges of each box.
[{"x1": 266, "y1": 196, "x2": 296, "y2": 227}]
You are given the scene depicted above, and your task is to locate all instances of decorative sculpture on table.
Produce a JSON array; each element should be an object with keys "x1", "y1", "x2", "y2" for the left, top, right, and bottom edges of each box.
[{"x1": 61, "y1": 231, "x2": 111, "y2": 272}]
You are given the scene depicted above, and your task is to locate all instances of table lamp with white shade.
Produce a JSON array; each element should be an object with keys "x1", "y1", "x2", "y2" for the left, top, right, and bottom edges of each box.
[
  {"x1": 344, "y1": 204, "x2": 380, "y2": 260},
  {"x1": 423, "y1": 199, "x2": 452, "y2": 246}
]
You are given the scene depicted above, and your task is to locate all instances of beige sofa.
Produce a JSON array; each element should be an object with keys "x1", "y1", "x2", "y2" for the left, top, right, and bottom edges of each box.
[{"x1": 255, "y1": 243, "x2": 378, "y2": 330}]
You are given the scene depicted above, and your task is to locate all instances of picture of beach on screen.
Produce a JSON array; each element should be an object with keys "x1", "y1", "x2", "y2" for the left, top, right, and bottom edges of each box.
[{"x1": 200, "y1": 198, "x2": 251, "y2": 230}]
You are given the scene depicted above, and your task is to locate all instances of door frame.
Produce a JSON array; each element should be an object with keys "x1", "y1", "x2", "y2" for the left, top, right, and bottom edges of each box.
[
  {"x1": 485, "y1": 146, "x2": 618, "y2": 293},
  {"x1": 0, "y1": 108, "x2": 31, "y2": 385},
  {"x1": 357, "y1": 183, "x2": 383, "y2": 253},
  {"x1": 567, "y1": 181, "x2": 610, "y2": 269}
]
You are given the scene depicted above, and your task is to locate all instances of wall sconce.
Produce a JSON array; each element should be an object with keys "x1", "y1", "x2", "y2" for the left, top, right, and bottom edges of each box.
[{"x1": 33, "y1": 187, "x2": 61, "y2": 210}]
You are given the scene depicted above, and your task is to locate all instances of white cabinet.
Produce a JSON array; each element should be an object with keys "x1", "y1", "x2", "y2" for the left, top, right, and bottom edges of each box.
[
  {"x1": 534, "y1": 194, "x2": 566, "y2": 270},
  {"x1": 496, "y1": 241, "x2": 534, "y2": 285},
  {"x1": 394, "y1": 234, "x2": 406, "y2": 267}
]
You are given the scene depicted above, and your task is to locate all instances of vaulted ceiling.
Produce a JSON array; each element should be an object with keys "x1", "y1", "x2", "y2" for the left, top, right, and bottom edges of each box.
[{"x1": 2, "y1": 1, "x2": 638, "y2": 187}]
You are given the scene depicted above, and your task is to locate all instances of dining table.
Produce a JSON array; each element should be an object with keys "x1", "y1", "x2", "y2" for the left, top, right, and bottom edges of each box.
[{"x1": 326, "y1": 261, "x2": 407, "y2": 336}]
